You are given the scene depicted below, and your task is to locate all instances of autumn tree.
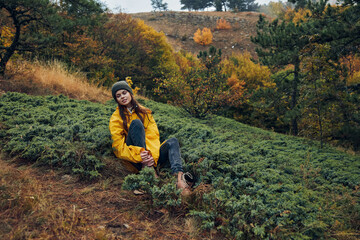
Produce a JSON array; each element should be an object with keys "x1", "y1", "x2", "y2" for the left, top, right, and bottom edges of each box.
[
  {"x1": 252, "y1": 2, "x2": 359, "y2": 148},
  {"x1": 156, "y1": 50, "x2": 230, "y2": 118},
  {"x1": 268, "y1": 1, "x2": 287, "y2": 18},
  {"x1": 221, "y1": 52, "x2": 273, "y2": 122},
  {"x1": 0, "y1": 0, "x2": 105, "y2": 75},
  {"x1": 342, "y1": 54, "x2": 360, "y2": 86},
  {"x1": 0, "y1": 0, "x2": 55, "y2": 75},
  {"x1": 193, "y1": 28, "x2": 213, "y2": 46},
  {"x1": 181, "y1": 0, "x2": 259, "y2": 11},
  {"x1": 47, "y1": 28, "x2": 116, "y2": 87},
  {"x1": 95, "y1": 13, "x2": 176, "y2": 92},
  {"x1": 216, "y1": 18, "x2": 232, "y2": 30},
  {"x1": 214, "y1": 0, "x2": 228, "y2": 11}
]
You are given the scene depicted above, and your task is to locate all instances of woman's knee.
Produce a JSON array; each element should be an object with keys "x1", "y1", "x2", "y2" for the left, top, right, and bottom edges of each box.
[
  {"x1": 167, "y1": 137, "x2": 179, "y2": 147},
  {"x1": 129, "y1": 119, "x2": 144, "y2": 130}
]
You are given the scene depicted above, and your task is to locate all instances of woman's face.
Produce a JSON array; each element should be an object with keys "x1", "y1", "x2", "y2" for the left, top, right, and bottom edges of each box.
[{"x1": 115, "y1": 89, "x2": 132, "y2": 108}]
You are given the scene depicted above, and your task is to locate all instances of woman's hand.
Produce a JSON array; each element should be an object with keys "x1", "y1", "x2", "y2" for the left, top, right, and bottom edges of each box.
[{"x1": 140, "y1": 150, "x2": 154, "y2": 167}]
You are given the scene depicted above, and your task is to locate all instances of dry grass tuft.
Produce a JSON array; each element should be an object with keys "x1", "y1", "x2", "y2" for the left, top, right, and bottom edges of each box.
[
  {"x1": 184, "y1": 217, "x2": 202, "y2": 238},
  {"x1": 1, "y1": 60, "x2": 111, "y2": 103}
]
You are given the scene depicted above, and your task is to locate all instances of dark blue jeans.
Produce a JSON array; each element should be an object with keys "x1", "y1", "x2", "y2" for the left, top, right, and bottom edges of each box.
[{"x1": 126, "y1": 119, "x2": 184, "y2": 174}]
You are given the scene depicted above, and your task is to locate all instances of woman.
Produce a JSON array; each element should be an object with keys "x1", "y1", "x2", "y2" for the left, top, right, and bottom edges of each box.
[{"x1": 109, "y1": 81, "x2": 191, "y2": 195}]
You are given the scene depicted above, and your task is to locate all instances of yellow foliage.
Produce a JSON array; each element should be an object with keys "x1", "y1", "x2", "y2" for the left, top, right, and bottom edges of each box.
[
  {"x1": 193, "y1": 28, "x2": 213, "y2": 46},
  {"x1": 347, "y1": 71, "x2": 360, "y2": 86},
  {"x1": 227, "y1": 73, "x2": 246, "y2": 107},
  {"x1": 284, "y1": 8, "x2": 312, "y2": 24},
  {"x1": 340, "y1": 54, "x2": 360, "y2": 86},
  {"x1": 216, "y1": 19, "x2": 231, "y2": 30},
  {"x1": 135, "y1": 19, "x2": 178, "y2": 77},
  {"x1": 268, "y1": 1, "x2": 287, "y2": 18},
  {"x1": 222, "y1": 52, "x2": 274, "y2": 92},
  {"x1": 0, "y1": 26, "x2": 14, "y2": 47},
  {"x1": 125, "y1": 76, "x2": 140, "y2": 95}
]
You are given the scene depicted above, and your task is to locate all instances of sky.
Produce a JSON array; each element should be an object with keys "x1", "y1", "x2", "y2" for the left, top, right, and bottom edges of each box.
[{"x1": 100, "y1": 0, "x2": 272, "y2": 13}]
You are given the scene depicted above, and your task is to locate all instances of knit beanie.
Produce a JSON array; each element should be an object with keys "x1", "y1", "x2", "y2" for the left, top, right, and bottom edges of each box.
[{"x1": 111, "y1": 81, "x2": 133, "y2": 100}]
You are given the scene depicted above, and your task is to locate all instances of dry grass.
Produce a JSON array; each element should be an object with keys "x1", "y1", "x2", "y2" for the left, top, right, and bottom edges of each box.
[
  {"x1": 0, "y1": 155, "x2": 217, "y2": 240},
  {"x1": 1, "y1": 60, "x2": 112, "y2": 103},
  {"x1": 0, "y1": 159, "x2": 106, "y2": 239}
]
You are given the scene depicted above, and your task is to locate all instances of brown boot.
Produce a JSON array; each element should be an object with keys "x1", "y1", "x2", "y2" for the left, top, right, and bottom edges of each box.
[{"x1": 177, "y1": 172, "x2": 192, "y2": 196}]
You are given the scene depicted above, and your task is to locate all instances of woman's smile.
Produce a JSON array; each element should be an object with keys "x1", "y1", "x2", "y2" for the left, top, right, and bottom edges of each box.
[{"x1": 116, "y1": 89, "x2": 132, "y2": 108}]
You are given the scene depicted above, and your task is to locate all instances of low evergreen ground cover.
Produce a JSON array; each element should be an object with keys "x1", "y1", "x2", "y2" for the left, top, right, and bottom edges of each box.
[{"x1": 0, "y1": 92, "x2": 359, "y2": 239}]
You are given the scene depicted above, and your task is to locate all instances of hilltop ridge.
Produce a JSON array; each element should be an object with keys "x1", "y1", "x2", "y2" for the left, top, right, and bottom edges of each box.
[{"x1": 131, "y1": 11, "x2": 262, "y2": 57}]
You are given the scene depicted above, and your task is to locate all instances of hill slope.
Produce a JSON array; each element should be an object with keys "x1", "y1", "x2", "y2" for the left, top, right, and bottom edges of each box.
[
  {"x1": 131, "y1": 11, "x2": 261, "y2": 57},
  {"x1": 0, "y1": 92, "x2": 359, "y2": 239}
]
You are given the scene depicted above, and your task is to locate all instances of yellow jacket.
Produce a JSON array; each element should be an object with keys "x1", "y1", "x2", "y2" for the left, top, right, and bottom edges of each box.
[{"x1": 109, "y1": 106, "x2": 160, "y2": 166}]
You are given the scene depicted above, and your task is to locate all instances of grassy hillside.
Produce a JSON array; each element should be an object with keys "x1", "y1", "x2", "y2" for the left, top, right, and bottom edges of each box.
[{"x1": 0, "y1": 92, "x2": 359, "y2": 239}]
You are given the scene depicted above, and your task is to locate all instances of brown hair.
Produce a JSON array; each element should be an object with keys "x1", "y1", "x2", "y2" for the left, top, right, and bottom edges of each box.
[{"x1": 117, "y1": 93, "x2": 150, "y2": 132}]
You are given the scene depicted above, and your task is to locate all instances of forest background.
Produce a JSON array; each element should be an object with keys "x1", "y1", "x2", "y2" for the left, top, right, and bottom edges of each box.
[{"x1": 0, "y1": 0, "x2": 359, "y2": 239}]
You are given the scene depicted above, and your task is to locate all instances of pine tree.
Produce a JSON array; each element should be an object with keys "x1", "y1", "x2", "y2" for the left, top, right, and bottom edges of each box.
[
  {"x1": 181, "y1": 0, "x2": 214, "y2": 10},
  {"x1": 227, "y1": 0, "x2": 258, "y2": 11},
  {"x1": 287, "y1": 0, "x2": 359, "y2": 58},
  {"x1": 251, "y1": 15, "x2": 311, "y2": 135},
  {"x1": 214, "y1": 0, "x2": 223, "y2": 11},
  {"x1": 151, "y1": 0, "x2": 168, "y2": 11},
  {"x1": 313, "y1": 0, "x2": 359, "y2": 59}
]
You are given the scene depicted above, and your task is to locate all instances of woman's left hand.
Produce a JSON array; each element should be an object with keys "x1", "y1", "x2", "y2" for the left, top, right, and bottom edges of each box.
[{"x1": 140, "y1": 151, "x2": 154, "y2": 167}]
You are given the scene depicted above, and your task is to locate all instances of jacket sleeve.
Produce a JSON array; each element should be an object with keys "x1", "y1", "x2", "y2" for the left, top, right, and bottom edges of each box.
[
  {"x1": 144, "y1": 113, "x2": 161, "y2": 166},
  {"x1": 109, "y1": 110, "x2": 144, "y2": 163}
]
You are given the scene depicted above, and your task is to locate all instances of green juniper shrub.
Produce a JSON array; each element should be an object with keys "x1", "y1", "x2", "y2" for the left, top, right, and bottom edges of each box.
[
  {"x1": 122, "y1": 167, "x2": 182, "y2": 209},
  {"x1": 0, "y1": 92, "x2": 112, "y2": 178}
]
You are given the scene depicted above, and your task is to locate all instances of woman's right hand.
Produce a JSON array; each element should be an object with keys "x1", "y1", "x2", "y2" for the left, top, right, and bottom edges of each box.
[{"x1": 140, "y1": 150, "x2": 154, "y2": 167}]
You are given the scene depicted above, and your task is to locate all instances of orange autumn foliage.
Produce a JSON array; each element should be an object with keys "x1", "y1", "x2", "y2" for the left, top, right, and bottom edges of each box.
[
  {"x1": 222, "y1": 52, "x2": 274, "y2": 91},
  {"x1": 193, "y1": 28, "x2": 213, "y2": 46},
  {"x1": 341, "y1": 54, "x2": 360, "y2": 85},
  {"x1": 216, "y1": 19, "x2": 231, "y2": 30},
  {"x1": 0, "y1": 26, "x2": 14, "y2": 48},
  {"x1": 227, "y1": 73, "x2": 246, "y2": 107}
]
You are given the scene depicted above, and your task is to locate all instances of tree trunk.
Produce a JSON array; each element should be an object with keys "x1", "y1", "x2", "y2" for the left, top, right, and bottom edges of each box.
[
  {"x1": 314, "y1": 81, "x2": 323, "y2": 148},
  {"x1": 0, "y1": 8, "x2": 21, "y2": 76},
  {"x1": 291, "y1": 60, "x2": 300, "y2": 136}
]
